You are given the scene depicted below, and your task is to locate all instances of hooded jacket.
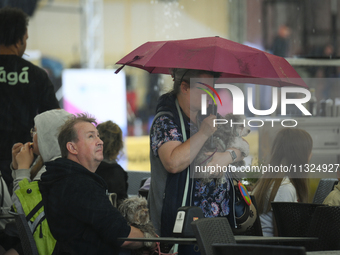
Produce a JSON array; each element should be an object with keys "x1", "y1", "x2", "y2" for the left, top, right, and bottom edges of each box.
[
  {"x1": 11, "y1": 109, "x2": 72, "y2": 192},
  {"x1": 40, "y1": 158, "x2": 131, "y2": 255}
]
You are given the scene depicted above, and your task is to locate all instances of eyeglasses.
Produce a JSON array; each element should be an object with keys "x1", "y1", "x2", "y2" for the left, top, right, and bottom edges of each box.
[{"x1": 30, "y1": 128, "x2": 37, "y2": 138}]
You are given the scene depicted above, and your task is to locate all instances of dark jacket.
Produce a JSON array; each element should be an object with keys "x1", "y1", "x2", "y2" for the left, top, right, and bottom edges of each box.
[
  {"x1": 95, "y1": 161, "x2": 128, "y2": 205},
  {"x1": 40, "y1": 158, "x2": 131, "y2": 255},
  {"x1": 0, "y1": 55, "x2": 59, "y2": 161}
]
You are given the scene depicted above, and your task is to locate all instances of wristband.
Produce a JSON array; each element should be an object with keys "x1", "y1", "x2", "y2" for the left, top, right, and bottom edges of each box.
[{"x1": 226, "y1": 149, "x2": 237, "y2": 162}]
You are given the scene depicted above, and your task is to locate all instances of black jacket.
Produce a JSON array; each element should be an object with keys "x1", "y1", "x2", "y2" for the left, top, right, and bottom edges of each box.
[
  {"x1": 40, "y1": 158, "x2": 131, "y2": 255},
  {"x1": 0, "y1": 55, "x2": 59, "y2": 161},
  {"x1": 95, "y1": 161, "x2": 128, "y2": 205}
]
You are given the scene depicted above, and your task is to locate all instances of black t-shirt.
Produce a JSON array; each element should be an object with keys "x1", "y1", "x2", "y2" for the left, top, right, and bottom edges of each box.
[{"x1": 0, "y1": 55, "x2": 59, "y2": 160}]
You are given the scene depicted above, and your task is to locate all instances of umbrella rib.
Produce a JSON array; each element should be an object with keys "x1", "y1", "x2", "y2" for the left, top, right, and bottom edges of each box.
[
  {"x1": 261, "y1": 53, "x2": 289, "y2": 79},
  {"x1": 142, "y1": 40, "x2": 179, "y2": 72}
]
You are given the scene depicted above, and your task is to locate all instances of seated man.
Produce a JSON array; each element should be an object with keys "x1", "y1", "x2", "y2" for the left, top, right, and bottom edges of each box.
[{"x1": 40, "y1": 113, "x2": 145, "y2": 254}]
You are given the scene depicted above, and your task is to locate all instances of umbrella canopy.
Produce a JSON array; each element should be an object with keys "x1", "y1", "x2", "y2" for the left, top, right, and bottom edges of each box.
[{"x1": 115, "y1": 36, "x2": 307, "y2": 88}]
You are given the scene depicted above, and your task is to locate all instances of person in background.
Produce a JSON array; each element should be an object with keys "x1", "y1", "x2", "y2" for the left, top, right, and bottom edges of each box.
[
  {"x1": 253, "y1": 128, "x2": 312, "y2": 236},
  {"x1": 0, "y1": 7, "x2": 59, "y2": 188},
  {"x1": 0, "y1": 177, "x2": 15, "y2": 255},
  {"x1": 1, "y1": 109, "x2": 72, "y2": 255},
  {"x1": 323, "y1": 170, "x2": 340, "y2": 206},
  {"x1": 96, "y1": 121, "x2": 128, "y2": 206},
  {"x1": 39, "y1": 113, "x2": 147, "y2": 254},
  {"x1": 271, "y1": 24, "x2": 291, "y2": 57},
  {"x1": 11, "y1": 109, "x2": 72, "y2": 192}
]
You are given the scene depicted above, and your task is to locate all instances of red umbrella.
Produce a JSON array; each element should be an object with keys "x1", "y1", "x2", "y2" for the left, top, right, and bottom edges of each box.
[{"x1": 115, "y1": 36, "x2": 307, "y2": 88}]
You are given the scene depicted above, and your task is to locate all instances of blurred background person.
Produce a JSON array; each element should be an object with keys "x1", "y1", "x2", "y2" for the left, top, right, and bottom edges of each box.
[
  {"x1": 0, "y1": 7, "x2": 59, "y2": 189},
  {"x1": 0, "y1": 176, "x2": 15, "y2": 255},
  {"x1": 252, "y1": 128, "x2": 312, "y2": 236},
  {"x1": 271, "y1": 24, "x2": 291, "y2": 57},
  {"x1": 323, "y1": 170, "x2": 340, "y2": 206},
  {"x1": 96, "y1": 121, "x2": 128, "y2": 206}
]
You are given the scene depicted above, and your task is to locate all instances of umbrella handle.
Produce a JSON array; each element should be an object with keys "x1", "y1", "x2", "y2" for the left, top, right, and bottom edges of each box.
[
  {"x1": 211, "y1": 104, "x2": 215, "y2": 147},
  {"x1": 207, "y1": 103, "x2": 217, "y2": 116},
  {"x1": 207, "y1": 104, "x2": 217, "y2": 149},
  {"x1": 209, "y1": 135, "x2": 215, "y2": 148}
]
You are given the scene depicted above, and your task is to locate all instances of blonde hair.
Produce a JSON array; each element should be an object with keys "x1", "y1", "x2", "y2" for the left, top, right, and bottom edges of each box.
[
  {"x1": 97, "y1": 121, "x2": 123, "y2": 161},
  {"x1": 253, "y1": 128, "x2": 312, "y2": 214}
]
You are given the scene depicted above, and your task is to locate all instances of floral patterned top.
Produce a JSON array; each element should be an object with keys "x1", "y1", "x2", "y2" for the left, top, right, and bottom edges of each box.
[{"x1": 150, "y1": 115, "x2": 231, "y2": 218}]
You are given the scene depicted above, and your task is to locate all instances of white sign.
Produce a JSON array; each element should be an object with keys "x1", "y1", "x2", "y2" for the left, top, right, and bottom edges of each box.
[{"x1": 62, "y1": 69, "x2": 127, "y2": 135}]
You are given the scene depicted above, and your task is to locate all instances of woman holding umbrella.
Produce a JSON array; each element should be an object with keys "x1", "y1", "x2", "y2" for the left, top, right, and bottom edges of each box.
[{"x1": 148, "y1": 68, "x2": 244, "y2": 252}]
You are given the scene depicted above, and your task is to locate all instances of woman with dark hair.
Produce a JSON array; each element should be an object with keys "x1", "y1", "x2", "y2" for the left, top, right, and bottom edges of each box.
[
  {"x1": 252, "y1": 128, "x2": 312, "y2": 237},
  {"x1": 96, "y1": 121, "x2": 128, "y2": 206},
  {"x1": 148, "y1": 68, "x2": 247, "y2": 252}
]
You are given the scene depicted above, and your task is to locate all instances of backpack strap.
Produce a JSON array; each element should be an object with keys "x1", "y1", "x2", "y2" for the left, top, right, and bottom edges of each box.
[
  {"x1": 26, "y1": 200, "x2": 43, "y2": 220},
  {"x1": 26, "y1": 200, "x2": 46, "y2": 234}
]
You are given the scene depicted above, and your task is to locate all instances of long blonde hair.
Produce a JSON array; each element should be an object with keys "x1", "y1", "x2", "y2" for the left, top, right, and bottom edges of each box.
[{"x1": 253, "y1": 128, "x2": 312, "y2": 214}]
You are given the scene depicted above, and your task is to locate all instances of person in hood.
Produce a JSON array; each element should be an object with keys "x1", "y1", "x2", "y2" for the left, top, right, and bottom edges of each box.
[
  {"x1": 39, "y1": 113, "x2": 146, "y2": 254},
  {"x1": 2, "y1": 109, "x2": 72, "y2": 255},
  {"x1": 11, "y1": 109, "x2": 72, "y2": 193}
]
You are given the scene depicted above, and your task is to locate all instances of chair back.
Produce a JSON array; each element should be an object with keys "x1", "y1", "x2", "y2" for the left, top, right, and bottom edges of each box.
[
  {"x1": 212, "y1": 243, "x2": 306, "y2": 255},
  {"x1": 126, "y1": 170, "x2": 151, "y2": 196},
  {"x1": 191, "y1": 217, "x2": 236, "y2": 255},
  {"x1": 306, "y1": 206, "x2": 340, "y2": 251},
  {"x1": 138, "y1": 177, "x2": 150, "y2": 198},
  {"x1": 312, "y1": 178, "x2": 338, "y2": 204},
  {"x1": 271, "y1": 202, "x2": 325, "y2": 237},
  {"x1": 9, "y1": 211, "x2": 39, "y2": 255}
]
